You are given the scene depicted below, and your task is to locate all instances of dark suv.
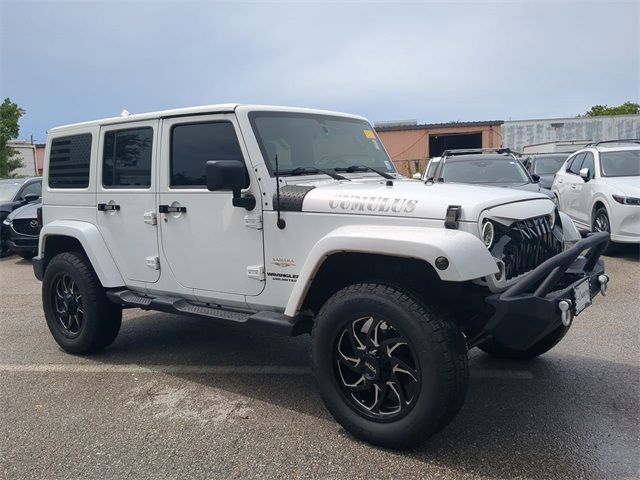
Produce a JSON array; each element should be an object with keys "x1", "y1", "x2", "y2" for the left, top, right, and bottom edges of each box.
[{"x1": 0, "y1": 177, "x2": 42, "y2": 257}]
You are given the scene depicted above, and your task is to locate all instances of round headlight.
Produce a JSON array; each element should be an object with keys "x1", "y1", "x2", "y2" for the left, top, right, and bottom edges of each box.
[{"x1": 482, "y1": 220, "x2": 495, "y2": 248}]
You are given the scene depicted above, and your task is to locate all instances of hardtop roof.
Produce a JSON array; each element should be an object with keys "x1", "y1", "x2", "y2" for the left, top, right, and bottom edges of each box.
[{"x1": 48, "y1": 104, "x2": 368, "y2": 133}]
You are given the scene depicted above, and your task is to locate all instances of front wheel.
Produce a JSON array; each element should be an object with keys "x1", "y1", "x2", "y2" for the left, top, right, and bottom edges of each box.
[
  {"x1": 42, "y1": 251, "x2": 122, "y2": 354},
  {"x1": 592, "y1": 206, "x2": 616, "y2": 254},
  {"x1": 311, "y1": 283, "x2": 468, "y2": 449}
]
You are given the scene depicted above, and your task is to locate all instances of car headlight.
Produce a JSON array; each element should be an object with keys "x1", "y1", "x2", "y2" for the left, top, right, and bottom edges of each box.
[
  {"x1": 612, "y1": 194, "x2": 640, "y2": 206},
  {"x1": 482, "y1": 220, "x2": 495, "y2": 249},
  {"x1": 2, "y1": 217, "x2": 11, "y2": 226}
]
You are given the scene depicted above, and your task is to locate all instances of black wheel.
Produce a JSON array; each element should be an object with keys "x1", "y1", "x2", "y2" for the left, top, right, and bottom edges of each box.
[
  {"x1": 479, "y1": 324, "x2": 569, "y2": 360},
  {"x1": 592, "y1": 206, "x2": 616, "y2": 254},
  {"x1": 311, "y1": 283, "x2": 468, "y2": 449},
  {"x1": 43, "y1": 251, "x2": 122, "y2": 354},
  {"x1": 18, "y1": 251, "x2": 36, "y2": 260}
]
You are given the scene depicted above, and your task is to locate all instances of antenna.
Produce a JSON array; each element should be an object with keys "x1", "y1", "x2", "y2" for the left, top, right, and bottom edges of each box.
[{"x1": 275, "y1": 154, "x2": 286, "y2": 229}]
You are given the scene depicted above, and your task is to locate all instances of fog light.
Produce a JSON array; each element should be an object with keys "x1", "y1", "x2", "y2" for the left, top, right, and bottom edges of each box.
[
  {"x1": 558, "y1": 300, "x2": 572, "y2": 327},
  {"x1": 598, "y1": 274, "x2": 609, "y2": 296}
]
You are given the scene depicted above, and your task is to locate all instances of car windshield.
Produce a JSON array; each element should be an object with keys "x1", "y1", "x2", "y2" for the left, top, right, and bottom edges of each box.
[
  {"x1": 0, "y1": 182, "x2": 22, "y2": 202},
  {"x1": 600, "y1": 150, "x2": 640, "y2": 177},
  {"x1": 249, "y1": 112, "x2": 395, "y2": 175},
  {"x1": 440, "y1": 158, "x2": 530, "y2": 184},
  {"x1": 532, "y1": 155, "x2": 568, "y2": 174},
  {"x1": 425, "y1": 159, "x2": 440, "y2": 178}
]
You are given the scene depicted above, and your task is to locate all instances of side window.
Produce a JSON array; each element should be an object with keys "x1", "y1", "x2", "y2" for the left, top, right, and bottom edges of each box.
[
  {"x1": 48, "y1": 134, "x2": 92, "y2": 188},
  {"x1": 20, "y1": 181, "x2": 42, "y2": 199},
  {"x1": 103, "y1": 127, "x2": 153, "y2": 188},
  {"x1": 581, "y1": 152, "x2": 595, "y2": 178},
  {"x1": 170, "y1": 121, "x2": 244, "y2": 187},
  {"x1": 567, "y1": 153, "x2": 586, "y2": 175}
]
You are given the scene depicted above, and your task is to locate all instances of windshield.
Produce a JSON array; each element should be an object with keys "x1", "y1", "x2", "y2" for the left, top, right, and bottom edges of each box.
[
  {"x1": 249, "y1": 112, "x2": 395, "y2": 175},
  {"x1": 440, "y1": 158, "x2": 530, "y2": 184},
  {"x1": 532, "y1": 155, "x2": 568, "y2": 174},
  {"x1": 600, "y1": 150, "x2": 640, "y2": 177},
  {"x1": 425, "y1": 158, "x2": 440, "y2": 178},
  {"x1": 0, "y1": 182, "x2": 21, "y2": 202}
]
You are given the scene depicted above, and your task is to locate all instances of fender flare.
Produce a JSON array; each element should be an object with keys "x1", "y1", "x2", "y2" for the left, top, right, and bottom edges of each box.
[
  {"x1": 284, "y1": 225, "x2": 498, "y2": 316},
  {"x1": 558, "y1": 212, "x2": 581, "y2": 242},
  {"x1": 39, "y1": 220, "x2": 125, "y2": 288}
]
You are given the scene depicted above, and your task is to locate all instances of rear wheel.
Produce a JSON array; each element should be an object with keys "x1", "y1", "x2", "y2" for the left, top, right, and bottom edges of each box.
[
  {"x1": 311, "y1": 283, "x2": 468, "y2": 449},
  {"x1": 43, "y1": 251, "x2": 122, "y2": 354},
  {"x1": 479, "y1": 324, "x2": 569, "y2": 360}
]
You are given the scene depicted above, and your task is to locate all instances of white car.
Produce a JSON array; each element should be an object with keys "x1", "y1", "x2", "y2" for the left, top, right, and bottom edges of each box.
[
  {"x1": 552, "y1": 141, "x2": 640, "y2": 244},
  {"x1": 34, "y1": 104, "x2": 610, "y2": 449}
]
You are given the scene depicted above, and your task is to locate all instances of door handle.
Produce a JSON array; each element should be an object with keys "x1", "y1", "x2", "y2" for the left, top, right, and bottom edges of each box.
[
  {"x1": 571, "y1": 185, "x2": 577, "y2": 190},
  {"x1": 159, "y1": 204, "x2": 187, "y2": 213},
  {"x1": 98, "y1": 203, "x2": 120, "y2": 211}
]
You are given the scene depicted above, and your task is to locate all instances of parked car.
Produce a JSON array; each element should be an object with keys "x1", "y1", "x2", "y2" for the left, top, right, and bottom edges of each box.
[
  {"x1": 521, "y1": 152, "x2": 571, "y2": 189},
  {"x1": 33, "y1": 104, "x2": 609, "y2": 449},
  {"x1": 412, "y1": 156, "x2": 441, "y2": 180},
  {"x1": 552, "y1": 140, "x2": 640, "y2": 245},
  {"x1": 429, "y1": 148, "x2": 555, "y2": 200},
  {"x1": 2, "y1": 201, "x2": 41, "y2": 259},
  {"x1": 0, "y1": 177, "x2": 42, "y2": 257}
]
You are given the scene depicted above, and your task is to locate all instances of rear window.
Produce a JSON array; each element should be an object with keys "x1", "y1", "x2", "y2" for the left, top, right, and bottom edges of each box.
[
  {"x1": 102, "y1": 127, "x2": 153, "y2": 188},
  {"x1": 48, "y1": 134, "x2": 92, "y2": 189}
]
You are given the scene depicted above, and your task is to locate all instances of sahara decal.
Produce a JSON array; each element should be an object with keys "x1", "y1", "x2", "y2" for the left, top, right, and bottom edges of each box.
[
  {"x1": 328, "y1": 195, "x2": 418, "y2": 214},
  {"x1": 272, "y1": 258, "x2": 296, "y2": 268}
]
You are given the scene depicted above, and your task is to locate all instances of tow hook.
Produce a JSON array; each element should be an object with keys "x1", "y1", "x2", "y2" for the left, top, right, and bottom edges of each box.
[
  {"x1": 558, "y1": 300, "x2": 573, "y2": 327},
  {"x1": 598, "y1": 274, "x2": 609, "y2": 296}
]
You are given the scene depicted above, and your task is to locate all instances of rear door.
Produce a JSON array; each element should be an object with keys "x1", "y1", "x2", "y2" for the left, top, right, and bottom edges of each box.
[{"x1": 96, "y1": 121, "x2": 160, "y2": 284}]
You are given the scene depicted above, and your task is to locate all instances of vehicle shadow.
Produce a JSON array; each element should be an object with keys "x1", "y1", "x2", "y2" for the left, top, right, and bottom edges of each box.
[
  {"x1": 89, "y1": 311, "x2": 639, "y2": 479},
  {"x1": 605, "y1": 243, "x2": 639, "y2": 262}
]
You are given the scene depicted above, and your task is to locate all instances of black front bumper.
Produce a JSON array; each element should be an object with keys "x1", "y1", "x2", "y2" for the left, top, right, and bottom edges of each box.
[{"x1": 480, "y1": 232, "x2": 609, "y2": 350}]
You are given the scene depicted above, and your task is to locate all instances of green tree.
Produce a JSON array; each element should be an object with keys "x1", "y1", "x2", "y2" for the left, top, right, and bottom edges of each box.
[
  {"x1": 584, "y1": 101, "x2": 640, "y2": 117},
  {"x1": 0, "y1": 98, "x2": 26, "y2": 178}
]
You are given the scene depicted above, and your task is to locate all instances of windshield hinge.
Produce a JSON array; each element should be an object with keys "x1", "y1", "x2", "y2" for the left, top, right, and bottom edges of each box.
[
  {"x1": 244, "y1": 213, "x2": 262, "y2": 230},
  {"x1": 247, "y1": 265, "x2": 265, "y2": 281}
]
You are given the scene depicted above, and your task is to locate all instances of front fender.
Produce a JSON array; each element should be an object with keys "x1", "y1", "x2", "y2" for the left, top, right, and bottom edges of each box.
[
  {"x1": 39, "y1": 220, "x2": 124, "y2": 287},
  {"x1": 284, "y1": 225, "x2": 498, "y2": 316}
]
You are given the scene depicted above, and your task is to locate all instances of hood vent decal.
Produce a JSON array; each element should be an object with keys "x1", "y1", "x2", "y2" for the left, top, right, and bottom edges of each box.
[{"x1": 272, "y1": 185, "x2": 316, "y2": 212}]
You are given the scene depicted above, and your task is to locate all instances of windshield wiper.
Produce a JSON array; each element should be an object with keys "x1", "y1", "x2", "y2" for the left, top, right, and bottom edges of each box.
[
  {"x1": 280, "y1": 167, "x2": 348, "y2": 181},
  {"x1": 334, "y1": 165, "x2": 395, "y2": 179}
]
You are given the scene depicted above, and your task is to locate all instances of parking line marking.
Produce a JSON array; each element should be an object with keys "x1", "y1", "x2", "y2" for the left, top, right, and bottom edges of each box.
[{"x1": 0, "y1": 363, "x2": 533, "y2": 378}]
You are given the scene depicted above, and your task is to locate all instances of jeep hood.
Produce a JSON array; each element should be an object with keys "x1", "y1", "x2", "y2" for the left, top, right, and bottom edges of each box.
[{"x1": 289, "y1": 178, "x2": 553, "y2": 222}]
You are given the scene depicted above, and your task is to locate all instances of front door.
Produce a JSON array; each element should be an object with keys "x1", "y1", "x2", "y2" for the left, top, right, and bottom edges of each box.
[
  {"x1": 96, "y1": 120, "x2": 160, "y2": 284},
  {"x1": 158, "y1": 114, "x2": 264, "y2": 297}
]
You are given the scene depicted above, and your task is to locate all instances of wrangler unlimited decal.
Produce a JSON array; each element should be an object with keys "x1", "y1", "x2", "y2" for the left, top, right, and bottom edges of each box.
[{"x1": 328, "y1": 195, "x2": 418, "y2": 213}]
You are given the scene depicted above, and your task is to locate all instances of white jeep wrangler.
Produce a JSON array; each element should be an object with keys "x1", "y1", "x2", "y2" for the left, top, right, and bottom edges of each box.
[{"x1": 34, "y1": 104, "x2": 610, "y2": 448}]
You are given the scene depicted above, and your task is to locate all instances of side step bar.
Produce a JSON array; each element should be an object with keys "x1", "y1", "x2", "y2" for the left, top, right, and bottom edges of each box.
[{"x1": 106, "y1": 289, "x2": 311, "y2": 336}]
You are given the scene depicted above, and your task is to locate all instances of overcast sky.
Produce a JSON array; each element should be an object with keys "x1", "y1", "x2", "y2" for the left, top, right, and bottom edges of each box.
[{"x1": 1, "y1": 0, "x2": 638, "y2": 142}]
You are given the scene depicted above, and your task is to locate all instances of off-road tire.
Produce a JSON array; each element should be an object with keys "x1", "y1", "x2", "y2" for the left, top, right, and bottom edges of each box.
[
  {"x1": 478, "y1": 324, "x2": 570, "y2": 360},
  {"x1": 43, "y1": 251, "x2": 122, "y2": 354},
  {"x1": 311, "y1": 283, "x2": 469, "y2": 449}
]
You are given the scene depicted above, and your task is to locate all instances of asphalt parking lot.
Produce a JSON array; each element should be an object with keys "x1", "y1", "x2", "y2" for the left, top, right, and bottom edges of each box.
[{"x1": 1, "y1": 247, "x2": 639, "y2": 480}]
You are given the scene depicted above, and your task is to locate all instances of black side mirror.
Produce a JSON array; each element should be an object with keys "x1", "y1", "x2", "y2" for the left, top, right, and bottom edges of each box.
[
  {"x1": 206, "y1": 160, "x2": 255, "y2": 210},
  {"x1": 579, "y1": 167, "x2": 591, "y2": 182},
  {"x1": 22, "y1": 193, "x2": 40, "y2": 203},
  {"x1": 531, "y1": 173, "x2": 540, "y2": 183}
]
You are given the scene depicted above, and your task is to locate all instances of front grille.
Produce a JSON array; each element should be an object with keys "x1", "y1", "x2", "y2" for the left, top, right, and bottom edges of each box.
[
  {"x1": 12, "y1": 219, "x2": 41, "y2": 237},
  {"x1": 491, "y1": 215, "x2": 563, "y2": 280}
]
